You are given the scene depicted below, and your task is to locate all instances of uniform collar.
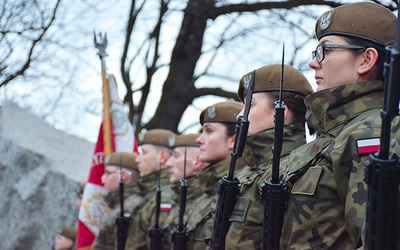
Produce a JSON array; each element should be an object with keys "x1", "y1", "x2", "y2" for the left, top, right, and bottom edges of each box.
[
  {"x1": 305, "y1": 80, "x2": 384, "y2": 135},
  {"x1": 197, "y1": 158, "x2": 230, "y2": 195},
  {"x1": 242, "y1": 123, "x2": 307, "y2": 170},
  {"x1": 172, "y1": 175, "x2": 204, "y2": 201},
  {"x1": 138, "y1": 168, "x2": 171, "y2": 194},
  {"x1": 105, "y1": 180, "x2": 141, "y2": 209}
]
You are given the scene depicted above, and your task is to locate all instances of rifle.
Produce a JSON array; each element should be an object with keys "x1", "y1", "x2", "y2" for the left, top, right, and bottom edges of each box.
[
  {"x1": 172, "y1": 147, "x2": 189, "y2": 250},
  {"x1": 364, "y1": 3, "x2": 400, "y2": 249},
  {"x1": 260, "y1": 44, "x2": 286, "y2": 250},
  {"x1": 208, "y1": 70, "x2": 255, "y2": 250},
  {"x1": 115, "y1": 163, "x2": 130, "y2": 250},
  {"x1": 149, "y1": 166, "x2": 163, "y2": 250}
]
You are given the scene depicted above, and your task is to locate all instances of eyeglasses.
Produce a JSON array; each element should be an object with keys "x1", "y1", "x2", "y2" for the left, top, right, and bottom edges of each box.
[
  {"x1": 104, "y1": 168, "x2": 133, "y2": 177},
  {"x1": 104, "y1": 169, "x2": 121, "y2": 177},
  {"x1": 311, "y1": 44, "x2": 366, "y2": 63}
]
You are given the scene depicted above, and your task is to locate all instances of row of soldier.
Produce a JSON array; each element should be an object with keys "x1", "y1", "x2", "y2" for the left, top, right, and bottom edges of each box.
[{"x1": 87, "y1": 2, "x2": 400, "y2": 250}]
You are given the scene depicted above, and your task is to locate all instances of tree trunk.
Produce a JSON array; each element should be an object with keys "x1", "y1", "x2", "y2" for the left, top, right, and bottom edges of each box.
[{"x1": 146, "y1": 0, "x2": 216, "y2": 133}]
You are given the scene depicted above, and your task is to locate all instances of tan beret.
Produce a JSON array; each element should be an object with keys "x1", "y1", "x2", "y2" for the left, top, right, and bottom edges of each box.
[
  {"x1": 237, "y1": 64, "x2": 313, "y2": 102},
  {"x1": 106, "y1": 152, "x2": 138, "y2": 171},
  {"x1": 200, "y1": 101, "x2": 243, "y2": 125},
  {"x1": 137, "y1": 129, "x2": 175, "y2": 148},
  {"x1": 60, "y1": 227, "x2": 77, "y2": 241},
  {"x1": 316, "y1": 2, "x2": 397, "y2": 47},
  {"x1": 172, "y1": 133, "x2": 200, "y2": 148}
]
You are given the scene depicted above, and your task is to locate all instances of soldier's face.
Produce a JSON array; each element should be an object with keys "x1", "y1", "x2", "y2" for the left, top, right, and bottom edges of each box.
[
  {"x1": 240, "y1": 93, "x2": 275, "y2": 135},
  {"x1": 196, "y1": 122, "x2": 234, "y2": 164},
  {"x1": 136, "y1": 144, "x2": 161, "y2": 176},
  {"x1": 101, "y1": 165, "x2": 121, "y2": 193},
  {"x1": 308, "y1": 35, "x2": 363, "y2": 92},
  {"x1": 167, "y1": 147, "x2": 200, "y2": 183}
]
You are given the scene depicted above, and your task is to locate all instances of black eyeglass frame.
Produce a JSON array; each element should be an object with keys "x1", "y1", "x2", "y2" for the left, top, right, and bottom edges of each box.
[{"x1": 312, "y1": 44, "x2": 366, "y2": 63}]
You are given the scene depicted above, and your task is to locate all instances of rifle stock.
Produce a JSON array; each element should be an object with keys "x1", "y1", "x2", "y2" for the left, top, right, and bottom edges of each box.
[
  {"x1": 260, "y1": 44, "x2": 286, "y2": 250},
  {"x1": 364, "y1": 3, "x2": 400, "y2": 249},
  {"x1": 208, "y1": 71, "x2": 255, "y2": 250}
]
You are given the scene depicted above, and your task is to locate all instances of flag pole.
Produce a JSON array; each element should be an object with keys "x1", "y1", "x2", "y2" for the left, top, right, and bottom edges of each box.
[{"x1": 94, "y1": 32, "x2": 112, "y2": 158}]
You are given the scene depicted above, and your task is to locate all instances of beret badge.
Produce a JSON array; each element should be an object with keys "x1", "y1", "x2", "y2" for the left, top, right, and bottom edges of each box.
[
  {"x1": 319, "y1": 11, "x2": 332, "y2": 31},
  {"x1": 207, "y1": 106, "x2": 216, "y2": 119},
  {"x1": 243, "y1": 73, "x2": 252, "y2": 90},
  {"x1": 168, "y1": 135, "x2": 175, "y2": 147}
]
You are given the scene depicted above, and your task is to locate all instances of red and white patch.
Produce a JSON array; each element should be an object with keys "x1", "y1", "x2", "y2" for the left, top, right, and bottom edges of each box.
[
  {"x1": 356, "y1": 138, "x2": 380, "y2": 155},
  {"x1": 160, "y1": 203, "x2": 172, "y2": 212}
]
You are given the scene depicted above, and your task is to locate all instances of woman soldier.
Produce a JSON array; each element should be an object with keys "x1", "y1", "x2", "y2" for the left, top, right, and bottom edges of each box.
[
  {"x1": 184, "y1": 100, "x2": 243, "y2": 249},
  {"x1": 280, "y1": 2, "x2": 397, "y2": 249},
  {"x1": 224, "y1": 64, "x2": 314, "y2": 249}
]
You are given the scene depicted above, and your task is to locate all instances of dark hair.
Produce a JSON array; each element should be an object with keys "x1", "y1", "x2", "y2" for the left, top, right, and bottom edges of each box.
[
  {"x1": 222, "y1": 122, "x2": 237, "y2": 137},
  {"x1": 266, "y1": 92, "x2": 308, "y2": 124},
  {"x1": 344, "y1": 37, "x2": 386, "y2": 81}
]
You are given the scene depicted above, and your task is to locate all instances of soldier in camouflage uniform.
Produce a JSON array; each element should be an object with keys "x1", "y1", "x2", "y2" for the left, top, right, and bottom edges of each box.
[
  {"x1": 166, "y1": 133, "x2": 203, "y2": 184},
  {"x1": 225, "y1": 64, "x2": 314, "y2": 249},
  {"x1": 183, "y1": 101, "x2": 243, "y2": 249},
  {"x1": 125, "y1": 129, "x2": 177, "y2": 250},
  {"x1": 164, "y1": 133, "x2": 208, "y2": 249},
  {"x1": 92, "y1": 152, "x2": 143, "y2": 250},
  {"x1": 280, "y1": 2, "x2": 397, "y2": 249}
]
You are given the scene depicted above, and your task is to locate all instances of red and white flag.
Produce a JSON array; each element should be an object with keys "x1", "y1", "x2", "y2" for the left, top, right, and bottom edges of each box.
[
  {"x1": 76, "y1": 75, "x2": 138, "y2": 250},
  {"x1": 160, "y1": 203, "x2": 172, "y2": 212},
  {"x1": 356, "y1": 138, "x2": 380, "y2": 155}
]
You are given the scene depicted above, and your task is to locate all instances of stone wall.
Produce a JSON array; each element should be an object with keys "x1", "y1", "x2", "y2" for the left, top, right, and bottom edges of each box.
[{"x1": 0, "y1": 102, "x2": 94, "y2": 249}]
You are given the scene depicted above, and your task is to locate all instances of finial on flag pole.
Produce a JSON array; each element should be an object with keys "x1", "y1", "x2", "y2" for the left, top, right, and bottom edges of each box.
[
  {"x1": 94, "y1": 31, "x2": 112, "y2": 157},
  {"x1": 94, "y1": 31, "x2": 108, "y2": 72}
]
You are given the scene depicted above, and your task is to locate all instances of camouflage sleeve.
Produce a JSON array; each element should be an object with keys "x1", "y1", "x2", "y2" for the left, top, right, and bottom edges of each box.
[
  {"x1": 91, "y1": 214, "x2": 117, "y2": 250},
  {"x1": 329, "y1": 119, "x2": 382, "y2": 247},
  {"x1": 281, "y1": 116, "x2": 381, "y2": 249},
  {"x1": 225, "y1": 171, "x2": 266, "y2": 249},
  {"x1": 186, "y1": 194, "x2": 217, "y2": 250},
  {"x1": 226, "y1": 195, "x2": 263, "y2": 249},
  {"x1": 130, "y1": 201, "x2": 156, "y2": 249},
  {"x1": 125, "y1": 192, "x2": 174, "y2": 250}
]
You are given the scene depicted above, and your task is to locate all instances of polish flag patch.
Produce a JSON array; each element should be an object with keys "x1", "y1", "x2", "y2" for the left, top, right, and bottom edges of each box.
[
  {"x1": 160, "y1": 203, "x2": 172, "y2": 212},
  {"x1": 356, "y1": 138, "x2": 380, "y2": 155}
]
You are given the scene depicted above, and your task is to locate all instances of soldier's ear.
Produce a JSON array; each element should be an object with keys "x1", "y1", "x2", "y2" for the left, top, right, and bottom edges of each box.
[
  {"x1": 159, "y1": 149, "x2": 170, "y2": 164},
  {"x1": 283, "y1": 104, "x2": 289, "y2": 120},
  {"x1": 283, "y1": 104, "x2": 288, "y2": 118},
  {"x1": 283, "y1": 105, "x2": 294, "y2": 125},
  {"x1": 227, "y1": 133, "x2": 235, "y2": 151},
  {"x1": 121, "y1": 169, "x2": 133, "y2": 181},
  {"x1": 357, "y1": 47, "x2": 379, "y2": 76}
]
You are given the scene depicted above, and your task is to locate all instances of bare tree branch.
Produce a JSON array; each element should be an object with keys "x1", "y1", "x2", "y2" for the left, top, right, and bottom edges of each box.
[{"x1": 0, "y1": 0, "x2": 61, "y2": 88}]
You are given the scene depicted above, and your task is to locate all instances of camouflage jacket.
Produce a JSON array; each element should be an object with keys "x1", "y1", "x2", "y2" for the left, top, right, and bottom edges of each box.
[
  {"x1": 125, "y1": 168, "x2": 177, "y2": 250},
  {"x1": 164, "y1": 174, "x2": 205, "y2": 249},
  {"x1": 92, "y1": 181, "x2": 144, "y2": 250},
  {"x1": 184, "y1": 158, "x2": 230, "y2": 250},
  {"x1": 280, "y1": 81, "x2": 384, "y2": 249},
  {"x1": 226, "y1": 123, "x2": 307, "y2": 249}
]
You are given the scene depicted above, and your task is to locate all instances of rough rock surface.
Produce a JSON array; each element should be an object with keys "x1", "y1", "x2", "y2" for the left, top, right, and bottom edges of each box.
[{"x1": 0, "y1": 102, "x2": 94, "y2": 249}]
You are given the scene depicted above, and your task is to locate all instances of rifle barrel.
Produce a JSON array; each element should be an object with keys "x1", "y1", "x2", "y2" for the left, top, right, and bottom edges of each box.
[{"x1": 209, "y1": 71, "x2": 255, "y2": 249}]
